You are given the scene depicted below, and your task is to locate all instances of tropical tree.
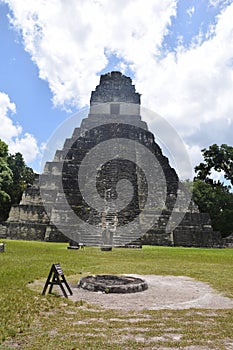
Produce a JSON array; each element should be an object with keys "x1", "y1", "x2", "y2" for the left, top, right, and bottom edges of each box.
[
  {"x1": 0, "y1": 140, "x2": 13, "y2": 220},
  {"x1": 0, "y1": 139, "x2": 35, "y2": 221},
  {"x1": 192, "y1": 179, "x2": 233, "y2": 237},
  {"x1": 7, "y1": 152, "x2": 35, "y2": 205},
  {"x1": 195, "y1": 144, "x2": 233, "y2": 186},
  {"x1": 194, "y1": 144, "x2": 233, "y2": 237}
]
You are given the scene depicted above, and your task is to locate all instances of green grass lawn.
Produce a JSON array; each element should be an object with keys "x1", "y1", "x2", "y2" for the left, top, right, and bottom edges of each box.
[{"x1": 0, "y1": 240, "x2": 232, "y2": 349}]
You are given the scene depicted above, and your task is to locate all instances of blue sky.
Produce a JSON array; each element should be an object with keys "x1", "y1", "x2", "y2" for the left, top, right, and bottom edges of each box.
[{"x1": 0, "y1": 0, "x2": 233, "y2": 178}]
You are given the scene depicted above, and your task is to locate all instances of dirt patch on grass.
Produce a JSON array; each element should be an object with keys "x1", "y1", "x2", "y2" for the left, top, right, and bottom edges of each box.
[
  {"x1": 31, "y1": 274, "x2": 233, "y2": 310},
  {"x1": 69, "y1": 274, "x2": 233, "y2": 310}
]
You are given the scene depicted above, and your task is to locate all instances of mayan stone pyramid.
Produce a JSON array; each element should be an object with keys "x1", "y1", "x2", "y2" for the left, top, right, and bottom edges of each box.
[{"x1": 6, "y1": 72, "x2": 222, "y2": 247}]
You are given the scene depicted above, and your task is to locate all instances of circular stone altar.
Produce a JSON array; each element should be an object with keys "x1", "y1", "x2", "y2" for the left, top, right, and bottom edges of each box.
[{"x1": 78, "y1": 274, "x2": 148, "y2": 293}]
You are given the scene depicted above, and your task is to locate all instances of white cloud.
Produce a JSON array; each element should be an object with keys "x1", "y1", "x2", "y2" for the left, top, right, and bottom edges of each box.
[
  {"x1": 208, "y1": 0, "x2": 232, "y2": 8},
  {"x1": 5, "y1": 0, "x2": 176, "y2": 109},
  {"x1": 134, "y1": 3, "x2": 233, "y2": 161},
  {"x1": 9, "y1": 133, "x2": 39, "y2": 163},
  {"x1": 0, "y1": 92, "x2": 39, "y2": 163},
  {"x1": 187, "y1": 6, "x2": 195, "y2": 18},
  {"x1": 184, "y1": 144, "x2": 203, "y2": 176},
  {"x1": 3, "y1": 0, "x2": 233, "y2": 173}
]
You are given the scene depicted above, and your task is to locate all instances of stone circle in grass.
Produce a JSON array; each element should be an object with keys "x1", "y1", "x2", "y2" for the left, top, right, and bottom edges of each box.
[{"x1": 78, "y1": 274, "x2": 148, "y2": 293}]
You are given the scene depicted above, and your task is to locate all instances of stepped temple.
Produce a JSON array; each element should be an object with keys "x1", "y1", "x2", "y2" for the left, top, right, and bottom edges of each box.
[{"x1": 4, "y1": 72, "x2": 222, "y2": 247}]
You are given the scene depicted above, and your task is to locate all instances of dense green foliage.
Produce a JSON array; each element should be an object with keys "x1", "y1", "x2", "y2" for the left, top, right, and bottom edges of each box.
[
  {"x1": 0, "y1": 241, "x2": 233, "y2": 349},
  {"x1": 193, "y1": 144, "x2": 233, "y2": 237},
  {"x1": 195, "y1": 143, "x2": 233, "y2": 186},
  {"x1": 192, "y1": 180, "x2": 233, "y2": 237},
  {"x1": 0, "y1": 139, "x2": 35, "y2": 221}
]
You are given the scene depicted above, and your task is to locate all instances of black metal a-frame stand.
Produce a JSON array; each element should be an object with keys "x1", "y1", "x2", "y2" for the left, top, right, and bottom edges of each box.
[{"x1": 42, "y1": 263, "x2": 73, "y2": 298}]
